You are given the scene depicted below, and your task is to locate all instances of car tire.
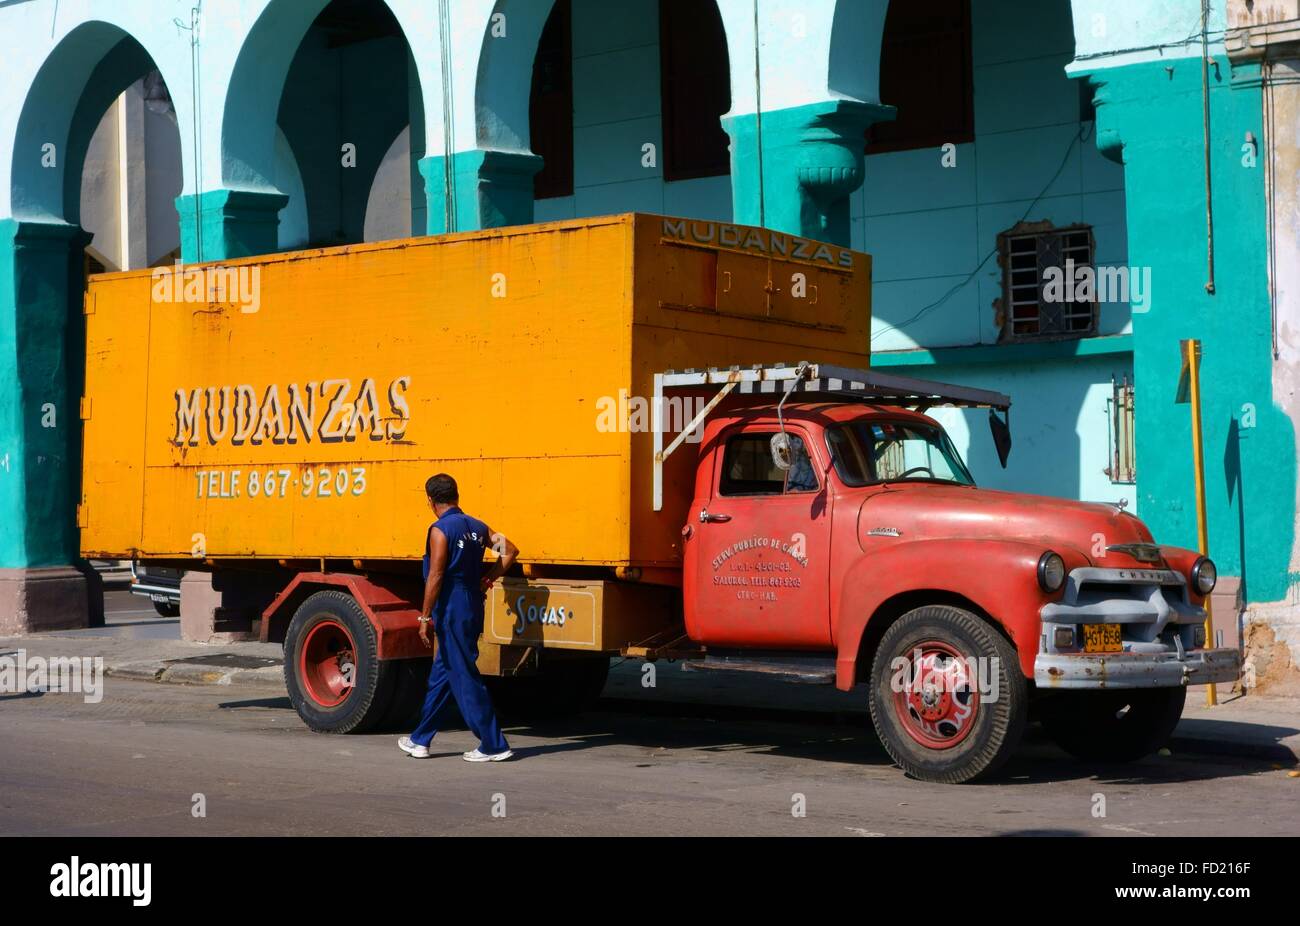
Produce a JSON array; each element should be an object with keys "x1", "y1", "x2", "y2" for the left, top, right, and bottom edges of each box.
[
  {"x1": 1040, "y1": 687, "x2": 1186, "y2": 762},
  {"x1": 868, "y1": 605, "x2": 1028, "y2": 784},
  {"x1": 283, "y1": 590, "x2": 395, "y2": 734},
  {"x1": 153, "y1": 600, "x2": 180, "y2": 618}
]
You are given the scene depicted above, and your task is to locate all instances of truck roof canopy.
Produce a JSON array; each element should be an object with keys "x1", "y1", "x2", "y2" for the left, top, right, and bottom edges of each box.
[{"x1": 651, "y1": 362, "x2": 1012, "y2": 510}]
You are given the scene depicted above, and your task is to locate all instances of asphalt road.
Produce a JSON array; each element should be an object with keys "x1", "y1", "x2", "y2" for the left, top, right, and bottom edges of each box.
[{"x1": 1, "y1": 671, "x2": 1297, "y2": 836}]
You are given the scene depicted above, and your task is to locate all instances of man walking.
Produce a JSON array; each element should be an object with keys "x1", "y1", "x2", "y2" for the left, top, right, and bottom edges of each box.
[{"x1": 399, "y1": 473, "x2": 518, "y2": 762}]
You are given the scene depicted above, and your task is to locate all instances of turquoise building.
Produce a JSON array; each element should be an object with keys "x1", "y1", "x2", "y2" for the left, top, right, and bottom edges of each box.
[{"x1": 0, "y1": 0, "x2": 1295, "y2": 688}]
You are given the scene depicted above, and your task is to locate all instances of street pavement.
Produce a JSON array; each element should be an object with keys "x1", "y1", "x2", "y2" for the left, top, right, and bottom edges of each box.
[{"x1": 0, "y1": 592, "x2": 1297, "y2": 836}]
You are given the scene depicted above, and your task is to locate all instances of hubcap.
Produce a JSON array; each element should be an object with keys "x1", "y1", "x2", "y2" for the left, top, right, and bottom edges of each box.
[
  {"x1": 299, "y1": 618, "x2": 357, "y2": 708},
  {"x1": 891, "y1": 639, "x2": 979, "y2": 750}
]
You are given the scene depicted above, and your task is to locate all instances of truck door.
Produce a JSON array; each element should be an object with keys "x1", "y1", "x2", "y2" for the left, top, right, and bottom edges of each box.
[{"x1": 685, "y1": 425, "x2": 832, "y2": 648}]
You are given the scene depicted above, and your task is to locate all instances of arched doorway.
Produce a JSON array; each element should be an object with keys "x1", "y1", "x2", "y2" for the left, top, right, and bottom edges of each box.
[
  {"x1": 215, "y1": 0, "x2": 426, "y2": 257},
  {"x1": 2, "y1": 21, "x2": 186, "y2": 630}
]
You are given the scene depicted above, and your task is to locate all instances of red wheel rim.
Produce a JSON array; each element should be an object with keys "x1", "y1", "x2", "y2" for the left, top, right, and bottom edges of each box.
[
  {"x1": 891, "y1": 639, "x2": 980, "y2": 750},
  {"x1": 299, "y1": 619, "x2": 357, "y2": 708}
]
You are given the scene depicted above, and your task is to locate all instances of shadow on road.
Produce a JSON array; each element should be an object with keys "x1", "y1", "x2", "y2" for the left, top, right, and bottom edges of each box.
[{"x1": 214, "y1": 692, "x2": 1285, "y2": 787}]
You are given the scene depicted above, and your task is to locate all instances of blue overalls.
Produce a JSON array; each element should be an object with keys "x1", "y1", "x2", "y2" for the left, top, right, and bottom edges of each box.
[{"x1": 409, "y1": 507, "x2": 510, "y2": 755}]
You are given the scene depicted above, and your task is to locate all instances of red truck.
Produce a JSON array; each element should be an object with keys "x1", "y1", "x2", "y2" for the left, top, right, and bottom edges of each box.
[
  {"x1": 664, "y1": 363, "x2": 1238, "y2": 782},
  {"x1": 81, "y1": 216, "x2": 1239, "y2": 783}
]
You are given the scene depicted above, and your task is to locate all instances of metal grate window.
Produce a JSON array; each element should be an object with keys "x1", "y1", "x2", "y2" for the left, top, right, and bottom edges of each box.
[
  {"x1": 1000, "y1": 226, "x2": 1097, "y2": 340},
  {"x1": 1105, "y1": 375, "x2": 1136, "y2": 484}
]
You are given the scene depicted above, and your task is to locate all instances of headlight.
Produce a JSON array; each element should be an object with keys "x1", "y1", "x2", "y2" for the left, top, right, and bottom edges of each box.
[
  {"x1": 1191, "y1": 556, "x2": 1217, "y2": 595},
  {"x1": 1037, "y1": 551, "x2": 1066, "y2": 593}
]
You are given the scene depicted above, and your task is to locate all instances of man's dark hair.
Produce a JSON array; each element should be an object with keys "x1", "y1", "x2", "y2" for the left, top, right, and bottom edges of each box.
[{"x1": 425, "y1": 473, "x2": 459, "y2": 504}]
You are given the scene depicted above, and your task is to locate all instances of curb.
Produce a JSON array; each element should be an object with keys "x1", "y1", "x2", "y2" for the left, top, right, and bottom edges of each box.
[{"x1": 107, "y1": 661, "x2": 285, "y2": 691}]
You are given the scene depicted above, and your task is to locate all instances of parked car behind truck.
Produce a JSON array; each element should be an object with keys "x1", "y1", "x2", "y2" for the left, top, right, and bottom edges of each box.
[{"x1": 80, "y1": 214, "x2": 1238, "y2": 782}]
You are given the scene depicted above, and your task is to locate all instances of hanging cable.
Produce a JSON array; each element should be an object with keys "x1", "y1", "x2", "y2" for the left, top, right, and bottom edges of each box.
[
  {"x1": 438, "y1": 0, "x2": 456, "y2": 233},
  {"x1": 751, "y1": 0, "x2": 765, "y2": 229},
  {"x1": 173, "y1": 4, "x2": 205, "y2": 262},
  {"x1": 1200, "y1": 0, "x2": 1215, "y2": 294}
]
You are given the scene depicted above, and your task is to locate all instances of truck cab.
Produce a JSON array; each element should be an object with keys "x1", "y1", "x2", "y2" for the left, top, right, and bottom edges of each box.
[{"x1": 680, "y1": 391, "x2": 1239, "y2": 783}]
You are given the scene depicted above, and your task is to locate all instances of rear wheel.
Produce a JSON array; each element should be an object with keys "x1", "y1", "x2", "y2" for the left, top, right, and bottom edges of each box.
[
  {"x1": 284, "y1": 590, "x2": 394, "y2": 733},
  {"x1": 377, "y1": 657, "x2": 433, "y2": 731},
  {"x1": 868, "y1": 605, "x2": 1028, "y2": 784},
  {"x1": 1040, "y1": 687, "x2": 1186, "y2": 762}
]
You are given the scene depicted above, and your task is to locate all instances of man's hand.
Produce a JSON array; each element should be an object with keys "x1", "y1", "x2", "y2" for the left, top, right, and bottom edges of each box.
[{"x1": 418, "y1": 618, "x2": 431, "y2": 648}]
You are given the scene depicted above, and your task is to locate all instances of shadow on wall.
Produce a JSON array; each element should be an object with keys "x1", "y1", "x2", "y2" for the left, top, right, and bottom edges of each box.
[
  {"x1": 924, "y1": 356, "x2": 1134, "y2": 508},
  {"x1": 1224, "y1": 415, "x2": 1247, "y2": 602}
]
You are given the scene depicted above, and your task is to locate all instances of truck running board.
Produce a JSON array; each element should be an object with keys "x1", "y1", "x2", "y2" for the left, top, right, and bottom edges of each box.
[{"x1": 682, "y1": 654, "x2": 838, "y2": 685}]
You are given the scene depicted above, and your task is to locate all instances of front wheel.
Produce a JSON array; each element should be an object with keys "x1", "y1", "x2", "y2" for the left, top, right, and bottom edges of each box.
[
  {"x1": 1040, "y1": 687, "x2": 1186, "y2": 762},
  {"x1": 283, "y1": 590, "x2": 394, "y2": 733},
  {"x1": 868, "y1": 605, "x2": 1028, "y2": 784}
]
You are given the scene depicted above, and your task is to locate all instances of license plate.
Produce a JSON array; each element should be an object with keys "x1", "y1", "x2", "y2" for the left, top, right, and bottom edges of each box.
[
  {"x1": 1083, "y1": 623, "x2": 1122, "y2": 653},
  {"x1": 149, "y1": 594, "x2": 169, "y2": 604}
]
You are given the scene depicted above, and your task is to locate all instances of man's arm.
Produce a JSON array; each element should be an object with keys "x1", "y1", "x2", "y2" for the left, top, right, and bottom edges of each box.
[
  {"x1": 481, "y1": 526, "x2": 519, "y2": 585},
  {"x1": 420, "y1": 527, "x2": 449, "y2": 620}
]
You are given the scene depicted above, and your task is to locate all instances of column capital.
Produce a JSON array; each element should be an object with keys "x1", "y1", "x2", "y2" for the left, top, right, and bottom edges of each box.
[
  {"x1": 175, "y1": 189, "x2": 290, "y2": 262},
  {"x1": 417, "y1": 149, "x2": 543, "y2": 235},
  {"x1": 724, "y1": 99, "x2": 894, "y2": 246}
]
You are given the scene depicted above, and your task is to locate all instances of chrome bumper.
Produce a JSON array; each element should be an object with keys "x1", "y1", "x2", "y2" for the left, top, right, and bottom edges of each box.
[
  {"x1": 129, "y1": 582, "x2": 180, "y2": 602},
  {"x1": 1034, "y1": 647, "x2": 1240, "y2": 690}
]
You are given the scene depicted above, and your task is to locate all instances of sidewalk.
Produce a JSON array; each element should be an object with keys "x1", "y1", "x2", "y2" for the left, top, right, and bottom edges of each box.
[
  {"x1": 0, "y1": 620, "x2": 285, "y2": 690},
  {"x1": 3, "y1": 620, "x2": 1296, "y2": 766}
]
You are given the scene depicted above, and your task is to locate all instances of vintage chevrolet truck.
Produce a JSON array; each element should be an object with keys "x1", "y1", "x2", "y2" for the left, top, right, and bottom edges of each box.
[{"x1": 79, "y1": 213, "x2": 1239, "y2": 783}]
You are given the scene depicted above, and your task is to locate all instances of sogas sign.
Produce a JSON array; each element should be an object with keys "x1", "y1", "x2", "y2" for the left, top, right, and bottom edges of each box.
[{"x1": 660, "y1": 218, "x2": 854, "y2": 269}]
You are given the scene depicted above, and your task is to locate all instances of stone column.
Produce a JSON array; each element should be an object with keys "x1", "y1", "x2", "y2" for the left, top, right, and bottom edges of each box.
[
  {"x1": 180, "y1": 571, "x2": 283, "y2": 644},
  {"x1": 417, "y1": 149, "x2": 543, "y2": 235},
  {"x1": 174, "y1": 189, "x2": 290, "y2": 262},
  {"x1": 0, "y1": 219, "x2": 99, "y2": 632},
  {"x1": 723, "y1": 99, "x2": 892, "y2": 247}
]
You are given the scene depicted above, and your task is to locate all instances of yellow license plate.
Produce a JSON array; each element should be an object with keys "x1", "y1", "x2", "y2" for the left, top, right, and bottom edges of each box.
[{"x1": 1082, "y1": 623, "x2": 1123, "y2": 653}]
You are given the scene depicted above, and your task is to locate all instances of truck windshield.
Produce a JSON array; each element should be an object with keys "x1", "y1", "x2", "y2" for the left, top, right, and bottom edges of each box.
[{"x1": 826, "y1": 420, "x2": 975, "y2": 487}]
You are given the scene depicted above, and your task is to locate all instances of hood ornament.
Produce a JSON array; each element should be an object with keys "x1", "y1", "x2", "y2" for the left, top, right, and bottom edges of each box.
[{"x1": 1107, "y1": 542, "x2": 1161, "y2": 564}]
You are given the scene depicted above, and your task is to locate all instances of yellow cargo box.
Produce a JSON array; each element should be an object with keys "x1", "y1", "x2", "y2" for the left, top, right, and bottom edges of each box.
[{"x1": 80, "y1": 213, "x2": 871, "y2": 569}]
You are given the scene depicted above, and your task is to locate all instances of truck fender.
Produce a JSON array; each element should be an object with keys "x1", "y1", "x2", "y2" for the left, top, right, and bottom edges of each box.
[
  {"x1": 262, "y1": 572, "x2": 428, "y2": 661},
  {"x1": 832, "y1": 538, "x2": 1089, "y2": 690}
]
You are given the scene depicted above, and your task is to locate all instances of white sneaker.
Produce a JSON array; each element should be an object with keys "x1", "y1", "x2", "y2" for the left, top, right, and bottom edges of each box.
[
  {"x1": 398, "y1": 736, "x2": 430, "y2": 758},
  {"x1": 463, "y1": 748, "x2": 513, "y2": 762}
]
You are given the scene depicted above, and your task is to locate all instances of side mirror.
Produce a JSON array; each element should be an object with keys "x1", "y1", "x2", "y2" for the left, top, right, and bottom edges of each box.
[
  {"x1": 988, "y1": 409, "x2": 1012, "y2": 469},
  {"x1": 770, "y1": 432, "x2": 793, "y2": 471}
]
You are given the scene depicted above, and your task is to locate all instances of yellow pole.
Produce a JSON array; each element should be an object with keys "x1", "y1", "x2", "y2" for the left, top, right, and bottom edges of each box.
[{"x1": 1185, "y1": 339, "x2": 1217, "y2": 707}]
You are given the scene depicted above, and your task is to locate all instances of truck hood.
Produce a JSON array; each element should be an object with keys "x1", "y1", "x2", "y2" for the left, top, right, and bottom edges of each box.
[{"x1": 855, "y1": 483, "x2": 1155, "y2": 564}]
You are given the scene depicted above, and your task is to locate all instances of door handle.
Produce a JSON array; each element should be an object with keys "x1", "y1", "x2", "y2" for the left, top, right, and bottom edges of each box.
[{"x1": 699, "y1": 509, "x2": 731, "y2": 523}]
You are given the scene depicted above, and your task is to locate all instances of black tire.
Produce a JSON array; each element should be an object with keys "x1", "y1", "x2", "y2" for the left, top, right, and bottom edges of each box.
[
  {"x1": 153, "y1": 600, "x2": 180, "y2": 618},
  {"x1": 1040, "y1": 687, "x2": 1186, "y2": 762},
  {"x1": 485, "y1": 657, "x2": 610, "y2": 722},
  {"x1": 377, "y1": 657, "x2": 433, "y2": 731},
  {"x1": 868, "y1": 605, "x2": 1028, "y2": 784},
  {"x1": 283, "y1": 590, "x2": 395, "y2": 734}
]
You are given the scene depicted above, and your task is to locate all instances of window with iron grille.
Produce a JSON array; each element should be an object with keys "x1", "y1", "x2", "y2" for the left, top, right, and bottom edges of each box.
[
  {"x1": 1105, "y1": 375, "x2": 1136, "y2": 484},
  {"x1": 999, "y1": 225, "x2": 1097, "y2": 341}
]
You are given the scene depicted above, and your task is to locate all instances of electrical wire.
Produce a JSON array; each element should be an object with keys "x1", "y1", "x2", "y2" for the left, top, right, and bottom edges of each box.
[{"x1": 870, "y1": 120, "x2": 1094, "y2": 343}]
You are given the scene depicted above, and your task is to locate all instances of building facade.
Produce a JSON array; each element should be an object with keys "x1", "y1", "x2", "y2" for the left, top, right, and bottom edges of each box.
[{"x1": 0, "y1": 0, "x2": 1295, "y2": 689}]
